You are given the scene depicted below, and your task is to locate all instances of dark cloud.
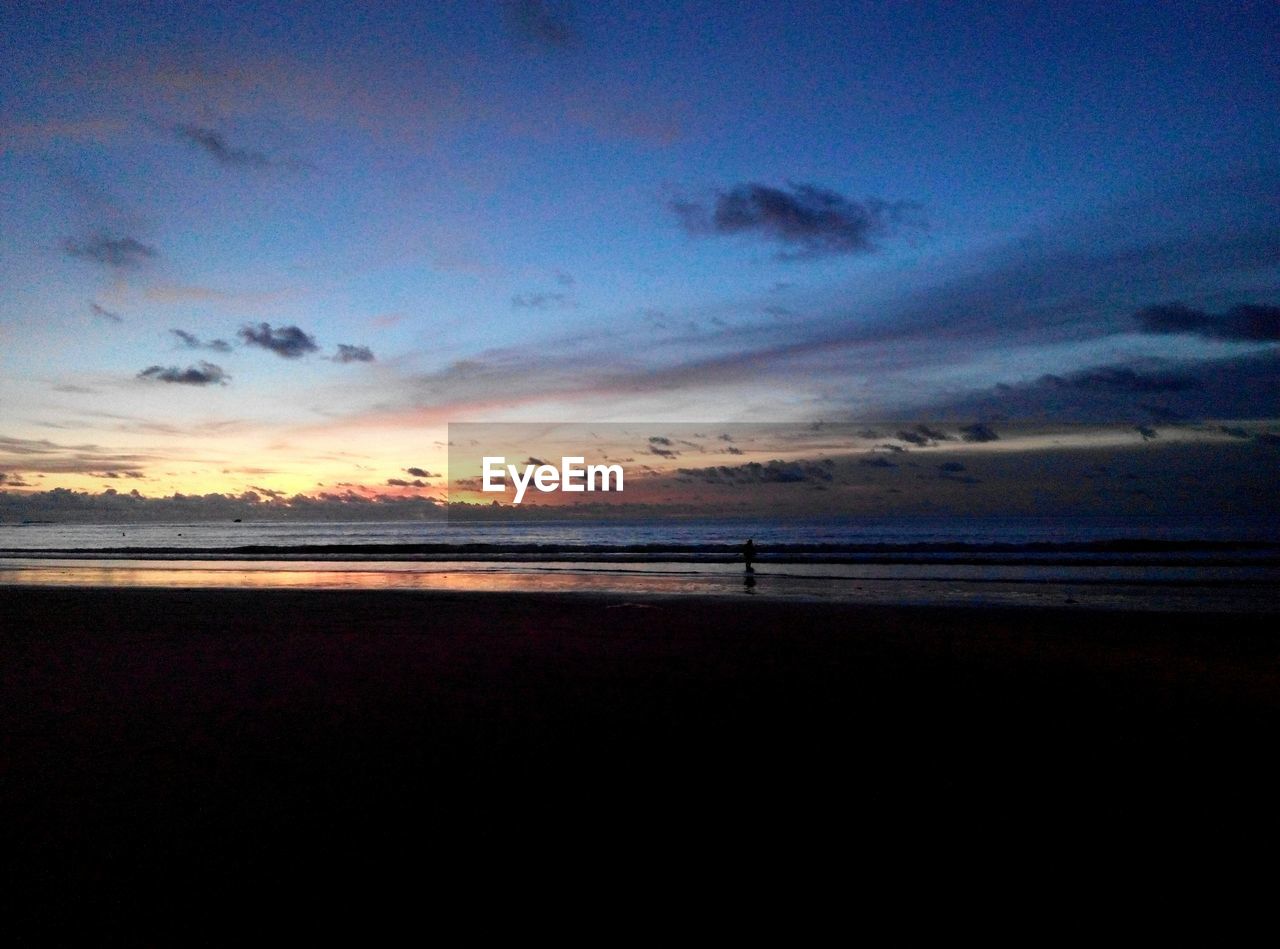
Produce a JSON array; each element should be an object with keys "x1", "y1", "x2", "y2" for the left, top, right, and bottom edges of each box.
[
  {"x1": 238, "y1": 323, "x2": 319, "y2": 359},
  {"x1": 960, "y1": 423, "x2": 999, "y2": 443},
  {"x1": 333, "y1": 344, "x2": 375, "y2": 364},
  {"x1": 505, "y1": 0, "x2": 577, "y2": 49},
  {"x1": 938, "y1": 462, "x2": 980, "y2": 484},
  {"x1": 647, "y1": 436, "x2": 677, "y2": 458},
  {"x1": 1043, "y1": 365, "x2": 1201, "y2": 394},
  {"x1": 1136, "y1": 425, "x2": 1159, "y2": 441},
  {"x1": 137, "y1": 362, "x2": 230, "y2": 386},
  {"x1": 90, "y1": 301, "x2": 122, "y2": 323},
  {"x1": 172, "y1": 329, "x2": 232, "y2": 353},
  {"x1": 175, "y1": 124, "x2": 272, "y2": 169},
  {"x1": 405, "y1": 467, "x2": 440, "y2": 479},
  {"x1": 0, "y1": 487, "x2": 444, "y2": 524},
  {"x1": 64, "y1": 233, "x2": 157, "y2": 268},
  {"x1": 920, "y1": 352, "x2": 1279, "y2": 423},
  {"x1": 0, "y1": 472, "x2": 34, "y2": 487},
  {"x1": 896, "y1": 424, "x2": 952, "y2": 446},
  {"x1": 678, "y1": 459, "x2": 836, "y2": 485},
  {"x1": 387, "y1": 478, "x2": 426, "y2": 488},
  {"x1": 670, "y1": 182, "x2": 921, "y2": 258},
  {"x1": 859, "y1": 455, "x2": 897, "y2": 468},
  {"x1": 1135, "y1": 302, "x2": 1280, "y2": 342},
  {"x1": 512, "y1": 292, "x2": 572, "y2": 310}
]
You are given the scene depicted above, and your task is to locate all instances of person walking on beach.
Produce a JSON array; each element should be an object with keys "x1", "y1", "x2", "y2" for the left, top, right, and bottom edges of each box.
[{"x1": 742, "y1": 538, "x2": 757, "y2": 572}]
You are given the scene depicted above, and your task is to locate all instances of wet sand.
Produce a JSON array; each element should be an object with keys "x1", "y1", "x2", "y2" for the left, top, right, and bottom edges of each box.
[{"x1": 4, "y1": 585, "x2": 1278, "y2": 928}]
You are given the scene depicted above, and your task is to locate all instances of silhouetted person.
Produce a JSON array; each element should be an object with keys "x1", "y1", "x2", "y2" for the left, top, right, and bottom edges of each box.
[{"x1": 742, "y1": 538, "x2": 756, "y2": 573}]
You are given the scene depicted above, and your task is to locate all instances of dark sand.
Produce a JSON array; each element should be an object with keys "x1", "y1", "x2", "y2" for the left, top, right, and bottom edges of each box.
[{"x1": 4, "y1": 586, "x2": 1278, "y2": 928}]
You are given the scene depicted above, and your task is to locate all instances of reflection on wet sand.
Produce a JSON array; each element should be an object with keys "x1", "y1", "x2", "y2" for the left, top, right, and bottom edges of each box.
[
  {"x1": 0, "y1": 557, "x2": 1275, "y2": 611},
  {"x1": 0, "y1": 559, "x2": 749, "y2": 596}
]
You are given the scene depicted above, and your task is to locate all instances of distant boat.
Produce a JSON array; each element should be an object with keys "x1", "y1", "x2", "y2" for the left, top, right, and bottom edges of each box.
[{"x1": 234, "y1": 518, "x2": 242, "y2": 523}]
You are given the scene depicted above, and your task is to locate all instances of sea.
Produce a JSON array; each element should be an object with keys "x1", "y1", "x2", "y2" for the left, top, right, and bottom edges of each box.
[{"x1": 1, "y1": 514, "x2": 1277, "y2": 611}]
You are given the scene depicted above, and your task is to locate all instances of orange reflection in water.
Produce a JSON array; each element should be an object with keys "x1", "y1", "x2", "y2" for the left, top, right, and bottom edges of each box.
[{"x1": 0, "y1": 558, "x2": 752, "y2": 597}]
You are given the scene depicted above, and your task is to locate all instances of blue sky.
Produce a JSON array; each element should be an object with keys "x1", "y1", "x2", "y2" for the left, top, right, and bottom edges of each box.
[{"x1": 1, "y1": 1, "x2": 1277, "y2": 505}]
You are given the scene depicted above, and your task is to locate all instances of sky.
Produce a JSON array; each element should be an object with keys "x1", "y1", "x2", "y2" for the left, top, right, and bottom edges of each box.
[{"x1": 1, "y1": 1, "x2": 1277, "y2": 517}]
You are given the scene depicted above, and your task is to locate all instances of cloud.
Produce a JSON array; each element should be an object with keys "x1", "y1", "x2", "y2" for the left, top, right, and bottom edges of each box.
[
  {"x1": 174, "y1": 124, "x2": 273, "y2": 169},
  {"x1": 678, "y1": 459, "x2": 836, "y2": 485},
  {"x1": 555, "y1": 271, "x2": 576, "y2": 287},
  {"x1": 1042, "y1": 365, "x2": 1201, "y2": 394},
  {"x1": 172, "y1": 329, "x2": 233, "y2": 352},
  {"x1": 386, "y1": 478, "x2": 426, "y2": 488},
  {"x1": 89, "y1": 301, "x2": 123, "y2": 323},
  {"x1": 938, "y1": 461, "x2": 980, "y2": 484},
  {"x1": 895, "y1": 424, "x2": 952, "y2": 446},
  {"x1": 64, "y1": 233, "x2": 157, "y2": 269},
  {"x1": 647, "y1": 436, "x2": 678, "y2": 458},
  {"x1": 137, "y1": 362, "x2": 230, "y2": 386},
  {"x1": 505, "y1": 0, "x2": 578, "y2": 49},
  {"x1": 333, "y1": 344, "x2": 375, "y2": 363},
  {"x1": 919, "y1": 352, "x2": 1279, "y2": 422},
  {"x1": 0, "y1": 472, "x2": 34, "y2": 487},
  {"x1": 670, "y1": 182, "x2": 921, "y2": 258},
  {"x1": 405, "y1": 467, "x2": 440, "y2": 478},
  {"x1": 0, "y1": 435, "x2": 151, "y2": 476},
  {"x1": 238, "y1": 323, "x2": 318, "y2": 358},
  {"x1": 512, "y1": 292, "x2": 573, "y2": 310},
  {"x1": 960, "y1": 423, "x2": 999, "y2": 443},
  {"x1": 0, "y1": 487, "x2": 444, "y2": 523},
  {"x1": 1135, "y1": 302, "x2": 1280, "y2": 342}
]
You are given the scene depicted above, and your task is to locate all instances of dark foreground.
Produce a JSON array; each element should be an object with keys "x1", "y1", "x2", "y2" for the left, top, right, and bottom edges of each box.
[{"x1": 4, "y1": 586, "x2": 1279, "y2": 930}]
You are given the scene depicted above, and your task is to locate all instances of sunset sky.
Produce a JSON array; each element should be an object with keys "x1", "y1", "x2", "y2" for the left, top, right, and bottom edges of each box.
[{"x1": 2, "y1": 2, "x2": 1276, "y2": 514}]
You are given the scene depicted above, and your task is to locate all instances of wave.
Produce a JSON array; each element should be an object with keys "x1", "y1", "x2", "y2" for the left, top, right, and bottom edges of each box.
[{"x1": 4, "y1": 537, "x2": 1278, "y2": 566}]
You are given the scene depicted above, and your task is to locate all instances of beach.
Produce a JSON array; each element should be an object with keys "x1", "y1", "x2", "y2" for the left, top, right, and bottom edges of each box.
[{"x1": 4, "y1": 584, "x2": 1278, "y2": 929}]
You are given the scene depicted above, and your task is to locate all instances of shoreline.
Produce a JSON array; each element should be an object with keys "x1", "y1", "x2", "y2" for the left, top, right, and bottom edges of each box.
[{"x1": 2, "y1": 556, "x2": 1275, "y2": 612}]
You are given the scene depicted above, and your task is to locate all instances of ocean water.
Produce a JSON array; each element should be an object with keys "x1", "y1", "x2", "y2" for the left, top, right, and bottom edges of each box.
[
  {"x1": 3, "y1": 513, "x2": 1278, "y2": 551},
  {"x1": 1, "y1": 515, "x2": 1277, "y2": 610}
]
